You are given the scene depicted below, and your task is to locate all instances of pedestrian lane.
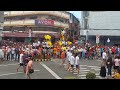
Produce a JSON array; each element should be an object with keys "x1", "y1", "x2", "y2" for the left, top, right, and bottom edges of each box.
[
  {"x1": 59, "y1": 61, "x2": 114, "y2": 79},
  {"x1": 78, "y1": 65, "x2": 101, "y2": 79}
]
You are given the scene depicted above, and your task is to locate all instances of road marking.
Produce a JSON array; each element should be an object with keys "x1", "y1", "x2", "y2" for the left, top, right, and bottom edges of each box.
[
  {"x1": 40, "y1": 62, "x2": 62, "y2": 79},
  {"x1": 87, "y1": 66, "x2": 100, "y2": 68},
  {"x1": 80, "y1": 65, "x2": 88, "y2": 66},
  {"x1": 91, "y1": 68, "x2": 100, "y2": 71},
  {"x1": 79, "y1": 73, "x2": 99, "y2": 77},
  {"x1": 80, "y1": 72, "x2": 89, "y2": 74},
  {"x1": 80, "y1": 68, "x2": 88, "y2": 70},
  {"x1": 81, "y1": 70, "x2": 90, "y2": 72},
  {"x1": 73, "y1": 72, "x2": 78, "y2": 74},
  {"x1": 0, "y1": 70, "x2": 40, "y2": 77},
  {"x1": 0, "y1": 63, "x2": 19, "y2": 67}
]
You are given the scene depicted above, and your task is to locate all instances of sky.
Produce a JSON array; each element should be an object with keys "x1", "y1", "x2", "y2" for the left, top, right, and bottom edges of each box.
[{"x1": 69, "y1": 11, "x2": 81, "y2": 22}]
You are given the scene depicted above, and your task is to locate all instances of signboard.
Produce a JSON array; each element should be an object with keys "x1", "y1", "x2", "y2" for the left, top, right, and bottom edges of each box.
[
  {"x1": 35, "y1": 20, "x2": 54, "y2": 26},
  {"x1": 96, "y1": 35, "x2": 100, "y2": 44}
]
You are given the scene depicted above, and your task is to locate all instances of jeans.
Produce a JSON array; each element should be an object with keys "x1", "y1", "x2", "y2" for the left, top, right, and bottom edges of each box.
[
  {"x1": 11, "y1": 54, "x2": 15, "y2": 60},
  {"x1": 82, "y1": 52, "x2": 85, "y2": 60},
  {"x1": 7, "y1": 53, "x2": 11, "y2": 60},
  {"x1": 107, "y1": 67, "x2": 112, "y2": 76},
  {"x1": 15, "y1": 53, "x2": 20, "y2": 61}
]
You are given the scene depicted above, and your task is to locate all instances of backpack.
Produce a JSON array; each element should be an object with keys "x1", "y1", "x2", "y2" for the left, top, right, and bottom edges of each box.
[{"x1": 15, "y1": 48, "x2": 20, "y2": 54}]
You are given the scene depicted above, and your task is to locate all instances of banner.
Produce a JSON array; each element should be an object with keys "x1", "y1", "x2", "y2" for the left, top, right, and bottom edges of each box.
[{"x1": 35, "y1": 20, "x2": 54, "y2": 26}]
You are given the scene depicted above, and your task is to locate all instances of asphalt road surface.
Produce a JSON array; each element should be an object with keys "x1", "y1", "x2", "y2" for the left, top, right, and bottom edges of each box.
[
  {"x1": 0, "y1": 60, "x2": 78, "y2": 79},
  {"x1": 0, "y1": 59, "x2": 112, "y2": 79}
]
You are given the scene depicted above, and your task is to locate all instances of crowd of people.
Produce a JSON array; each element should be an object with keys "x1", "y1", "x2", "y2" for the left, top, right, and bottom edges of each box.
[{"x1": 0, "y1": 39, "x2": 120, "y2": 79}]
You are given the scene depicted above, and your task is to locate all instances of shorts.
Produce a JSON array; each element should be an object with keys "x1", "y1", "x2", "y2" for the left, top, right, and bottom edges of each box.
[
  {"x1": 76, "y1": 65, "x2": 79, "y2": 68},
  {"x1": 71, "y1": 65, "x2": 74, "y2": 67},
  {"x1": 20, "y1": 63, "x2": 23, "y2": 66}
]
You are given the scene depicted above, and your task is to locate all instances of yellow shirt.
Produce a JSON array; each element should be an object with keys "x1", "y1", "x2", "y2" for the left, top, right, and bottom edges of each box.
[
  {"x1": 62, "y1": 47, "x2": 66, "y2": 51},
  {"x1": 113, "y1": 73, "x2": 120, "y2": 79}
]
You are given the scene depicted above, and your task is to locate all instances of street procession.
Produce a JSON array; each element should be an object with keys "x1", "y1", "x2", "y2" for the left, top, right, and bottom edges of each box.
[{"x1": 0, "y1": 11, "x2": 120, "y2": 79}]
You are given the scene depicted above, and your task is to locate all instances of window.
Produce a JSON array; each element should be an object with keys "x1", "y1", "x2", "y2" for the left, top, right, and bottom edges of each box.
[{"x1": 29, "y1": 16, "x2": 37, "y2": 19}]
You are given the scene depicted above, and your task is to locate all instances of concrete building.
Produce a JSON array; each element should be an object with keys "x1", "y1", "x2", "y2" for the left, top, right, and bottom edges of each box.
[
  {"x1": 81, "y1": 11, "x2": 120, "y2": 46},
  {"x1": 68, "y1": 13, "x2": 80, "y2": 42},
  {"x1": 0, "y1": 11, "x2": 4, "y2": 41},
  {"x1": 3, "y1": 11, "x2": 70, "y2": 42},
  {"x1": 3, "y1": 11, "x2": 80, "y2": 43}
]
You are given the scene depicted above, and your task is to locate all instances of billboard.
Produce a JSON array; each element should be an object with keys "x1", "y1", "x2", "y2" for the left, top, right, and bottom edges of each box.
[{"x1": 35, "y1": 20, "x2": 54, "y2": 26}]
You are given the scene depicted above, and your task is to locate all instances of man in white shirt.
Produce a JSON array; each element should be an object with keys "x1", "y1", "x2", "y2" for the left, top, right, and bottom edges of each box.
[
  {"x1": 69, "y1": 53, "x2": 75, "y2": 73},
  {"x1": 17, "y1": 52, "x2": 24, "y2": 72},
  {"x1": 0, "y1": 47, "x2": 4, "y2": 62},
  {"x1": 6, "y1": 46, "x2": 11, "y2": 61},
  {"x1": 66, "y1": 51, "x2": 72, "y2": 71},
  {"x1": 102, "y1": 50, "x2": 107, "y2": 66},
  {"x1": 75, "y1": 54, "x2": 80, "y2": 74}
]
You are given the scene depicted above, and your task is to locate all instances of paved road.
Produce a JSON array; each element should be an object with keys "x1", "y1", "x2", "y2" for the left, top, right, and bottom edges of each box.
[
  {"x1": 0, "y1": 59, "x2": 112, "y2": 79},
  {"x1": 0, "y1": 60, "x2": 78, "y2": 79},
  {"x1": 53, "y1": 59, "x2": 113, "y2": 79}
]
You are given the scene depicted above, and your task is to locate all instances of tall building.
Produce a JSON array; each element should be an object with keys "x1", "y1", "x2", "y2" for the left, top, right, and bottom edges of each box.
[
  {"x1": 0, "y1": 11, "x2": 4, "y2": 41},
  {"x1": 3, "y1": 11, "x2": 70, "y2": 42},
  {"x1": 81, "y1": 11, "x2": 120, "y2": 46},
  {"x1": 69, "y1": 13, "x2": 80, "y2": 42}
]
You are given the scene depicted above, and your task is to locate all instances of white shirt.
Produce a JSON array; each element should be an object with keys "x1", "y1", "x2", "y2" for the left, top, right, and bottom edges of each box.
[
  {"x1": 75, "y1": 56, "x2": 80, "y2": 65},
  {"x1": 70, "y1": 55, "x2": 75, "y2": 65},
  {"x1": 38, "y1": 41, "x2": 41, "y2": 45},
  {"x1": 0, "y1": 49, "x2": 4, "y2": 58},
  {"x1": 114, "y1": 59, "x2": 120, "y2": 66},
  {"x1": 66, "y1": 51, "x2": 70, "y2": 59},
  {"x1": 68, "y1": 52, "x2": 72, "y2": 61},
  {"x1": 7, "y1": 48, "x2": 11, "y2": 53},
  {"x1": 79, "y1": 48, "x2": 83, "y2": 52},
  {"x1": 19, "y1": 53, "x2": 23, "y2": 63},
  {"x1": 102, "y1": 52, "x2": 107, "y2": 59},
  {"x1": 11, "y1": 48, "x2": 15, "y2": 54},
  {"x1": 62, "y1": 41, "x2": 65, "y2": 45}
]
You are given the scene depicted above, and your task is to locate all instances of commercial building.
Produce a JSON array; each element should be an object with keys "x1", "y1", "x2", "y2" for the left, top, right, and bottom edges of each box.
[
  {"x1": 3, "y1": 11, "x2": 71, "y2": 42},
  {"x1": 81, "y1": 11, "x2": 120, "y2": 46},
  {"x1": 68, "y1": 13, "x2": 80, "y2": 42},
  {"x1": 0, "y1": 11, "x2": 4, "y2": 41}
]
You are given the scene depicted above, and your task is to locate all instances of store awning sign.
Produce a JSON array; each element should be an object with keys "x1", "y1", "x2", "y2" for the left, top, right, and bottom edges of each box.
[{"x1": 35, "y1": 20, "x2": 54, "y2": 26}]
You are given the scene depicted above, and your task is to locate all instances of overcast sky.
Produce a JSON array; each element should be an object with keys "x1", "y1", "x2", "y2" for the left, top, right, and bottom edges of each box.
[{"x1": 69, "y1": 11, "x2": 81, "y2": 22}]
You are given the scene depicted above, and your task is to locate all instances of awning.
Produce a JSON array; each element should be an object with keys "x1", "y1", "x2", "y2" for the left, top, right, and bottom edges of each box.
[
  {"x1": 38, "y1": 33, "x2": 61, "y2": 38},
  {"x1": 3, "y1": 32, "x2": 36, "y2": 37}
]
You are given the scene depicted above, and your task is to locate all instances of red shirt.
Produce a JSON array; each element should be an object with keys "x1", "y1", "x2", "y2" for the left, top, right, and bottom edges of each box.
[
  {"x1": 111, "y1": 48, "x2": 115, "y2": 53},
  {"x1": 61, "y1": 51, "x2": 65, "y2": 59}
]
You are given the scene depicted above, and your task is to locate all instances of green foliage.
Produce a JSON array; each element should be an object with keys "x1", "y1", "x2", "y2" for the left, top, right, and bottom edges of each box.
[{"x1": 86, "y1": 72, "x2": 96, "y2": 79}]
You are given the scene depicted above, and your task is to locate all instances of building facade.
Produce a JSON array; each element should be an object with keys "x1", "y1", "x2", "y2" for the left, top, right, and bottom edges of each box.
[
  {"x1": 3, "y1": 11, "x2": 70, "y2": 42},
  {"x1": 0, "y1": 11, "x2": 4, "y2": 41},
  {"x1": 68, "y1": 13, "x2": 80, "y2": 42},
  {"x1": 81, "y1": 11, "x2": 120, "y2": 46}
]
